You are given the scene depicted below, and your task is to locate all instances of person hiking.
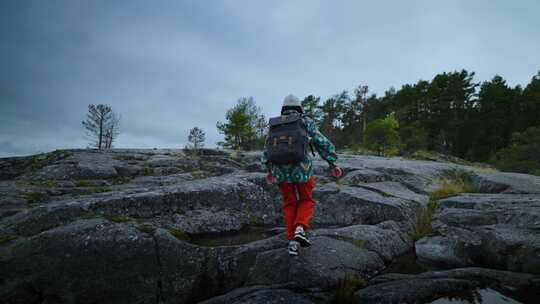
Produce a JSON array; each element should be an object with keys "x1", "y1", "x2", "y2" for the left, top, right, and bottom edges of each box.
[{"x1": 261, "y1": 94, "x2": 343, "y2": 256}]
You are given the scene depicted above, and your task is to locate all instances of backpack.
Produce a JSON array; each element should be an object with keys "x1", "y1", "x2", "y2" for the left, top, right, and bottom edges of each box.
[{"x1": 265, "y1": 112, "x2": 309, "y2": 165}]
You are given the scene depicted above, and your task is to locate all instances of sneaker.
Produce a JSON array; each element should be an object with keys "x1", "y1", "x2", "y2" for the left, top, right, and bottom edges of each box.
[
  {"x1": 293, "y1": 226, "x2": 311, "y2": 247},
  {"x1": 288, "y1": 240, "x2": 299, "y2": 256}
]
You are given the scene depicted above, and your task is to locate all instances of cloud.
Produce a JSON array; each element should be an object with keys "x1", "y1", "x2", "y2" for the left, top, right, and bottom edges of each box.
[{"x1": 1, "y1": 0, "x2": 539, "y2": 156}]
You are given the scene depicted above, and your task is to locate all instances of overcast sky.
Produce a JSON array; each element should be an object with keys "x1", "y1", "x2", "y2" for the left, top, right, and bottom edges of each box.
[{"x1": 1, "y1": 1, "x2": 539, "y2": 157}]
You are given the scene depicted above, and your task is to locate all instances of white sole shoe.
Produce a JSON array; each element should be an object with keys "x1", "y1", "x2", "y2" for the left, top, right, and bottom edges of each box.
[
  {"x1": 294, "y1": 231, "x2": 311, "y2": 247},
  {"x1": 288, "y1": 241, "x2": 299, "y2": 256}
]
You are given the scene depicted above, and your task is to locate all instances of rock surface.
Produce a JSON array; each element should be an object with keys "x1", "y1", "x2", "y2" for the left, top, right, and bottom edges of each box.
[
  {"x1": 416, "y1": 193, "x2": 540, "y2": 274},
  {"x1": 1, "y1": 149, "x2": 539, "y2": 303},
  {"x1": 357, "y1": 267, "x2": 540, "y2": 304}
]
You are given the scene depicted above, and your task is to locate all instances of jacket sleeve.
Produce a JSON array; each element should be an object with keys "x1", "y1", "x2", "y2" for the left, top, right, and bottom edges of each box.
[
  {"x1": 260, "y1": 149, "x2": 271, "y2": 172},
  {"x1": 304, "y1": 117, "x2": 338, "y2": 165}
]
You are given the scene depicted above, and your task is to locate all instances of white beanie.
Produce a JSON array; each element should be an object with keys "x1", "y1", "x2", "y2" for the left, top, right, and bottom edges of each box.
[{"x1": 282, "y1": 94, "x2": 301, "y2": 107}]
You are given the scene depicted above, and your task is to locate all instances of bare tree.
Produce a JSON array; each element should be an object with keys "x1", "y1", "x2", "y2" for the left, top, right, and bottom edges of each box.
[
  {"x1": 103, "y1": 113, "x2": 120, "y2": 149},
  {"x1": 82, "y1": 104, "x2": 120, "y2": 150},
  {"x1": 188, "y1": 127, "x2": 206, "y2": 150}
]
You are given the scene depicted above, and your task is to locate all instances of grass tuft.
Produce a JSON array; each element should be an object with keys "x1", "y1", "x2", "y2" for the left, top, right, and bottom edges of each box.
[
  {"x1": 75, "y1": 180, "x2": 94, "y2": 187},
  {"x1": 249, "y1": 215, "x2": 264, "y2": 226},
  {"x1": 238, "y1": 191, "x2": 247, "y2": 202},
  {"x1": 108, "y1": 215, "x2": 131, "y2": 223},
  {"x1": 169, "y1": 228, "x2": 191, "y2": 241},
  {"x1": 413, "y1": 199, "x2": 439, "y2": 241},
  {"x1": 190, "y1": 171, "x2": 207, "y2": 180},
  {"x1": 414, "y1": 171, "x2": 476, "y2": 241},
  {"x1": 430, "y1": 171, "x2": 476, "y2": 200},
  {"x1": 353, "y1": 239, "x2": 366, "y2": 248},
  {"x1": 136, "y1": 223, "x2": 155, "y2": 233},
  {"x1": 0, "y1": 235, "x2": 18, "y2": 245}
]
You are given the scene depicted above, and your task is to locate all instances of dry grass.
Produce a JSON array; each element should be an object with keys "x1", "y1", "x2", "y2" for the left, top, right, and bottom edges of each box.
[
  {"x1": 413, "y1": 200, "x2": 438, "y2": 241},
  {"x1": 414, "y1": 171, "x2": 476, "y2": 241},
  {"x1": 430, "y1": 172, "x2": 476, "y2": 201}
]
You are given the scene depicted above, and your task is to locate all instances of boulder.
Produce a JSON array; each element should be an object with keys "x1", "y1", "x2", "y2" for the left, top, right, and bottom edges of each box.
[
  {"x1": 200, "y1": 285, "x2": 318, "y2": 304},
  {"x1": 356, "y1": 267, "x2": 540, "y2": 304},
  {"x1": 311, "y1": 222, "x2": 412, "y2": 262},
  {"x1": 246, "y1": 236, "x2": 384, "y2": 288},
  {"x1": 341, "y1": 169, "x2": 388, "y2": 184},
  {"x1": 416, "y1": 193, "x2": 540, "y2": 273},
  {"x1": 312, "y1": 185, "x2": 422, "y2": 231},
  {"x1": 473, "y1": 171, "x2": 540, "y2": 194}
]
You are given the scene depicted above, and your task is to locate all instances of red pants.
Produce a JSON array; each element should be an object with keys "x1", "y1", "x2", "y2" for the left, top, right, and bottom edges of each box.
[{"x1": 278, "y1": 176, "x2": 315, "y2": 240}]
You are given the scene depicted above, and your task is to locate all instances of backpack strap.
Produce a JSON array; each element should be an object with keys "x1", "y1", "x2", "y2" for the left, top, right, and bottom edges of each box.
[{"x1": 298, "y1": 114, "x2": 316, "y2": 157}]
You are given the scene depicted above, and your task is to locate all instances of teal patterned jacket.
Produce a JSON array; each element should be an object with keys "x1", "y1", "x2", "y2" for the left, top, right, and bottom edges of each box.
[{"x1": 261, "y1": 110, "x2": 338, "y2": 184}]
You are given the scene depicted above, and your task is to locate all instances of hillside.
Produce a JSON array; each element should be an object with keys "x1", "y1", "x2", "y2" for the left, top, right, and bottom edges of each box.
[{"x1": 1, "y1": 149, "x2": 539, "y2": 303}]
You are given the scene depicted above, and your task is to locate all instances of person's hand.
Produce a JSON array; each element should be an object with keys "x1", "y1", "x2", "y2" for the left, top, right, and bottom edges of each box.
[
  {"x1": 330, "y1": 166, "x2": 343, "y2": 178},
  {"x1": 266, "y1": 172, "x2": 274, "y2": 184}
]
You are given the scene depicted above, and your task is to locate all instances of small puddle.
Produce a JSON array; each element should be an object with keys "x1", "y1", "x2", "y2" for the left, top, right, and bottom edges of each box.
[
  {"x1": 430, "y1": 288, "x2": 522, "y2": 304},
  {"x1": 189, "y1": 226, "x2": 277, "y2": 247}
]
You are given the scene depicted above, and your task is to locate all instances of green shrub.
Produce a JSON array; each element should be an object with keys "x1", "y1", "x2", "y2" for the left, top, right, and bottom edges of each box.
[
  {"x1": 494, "y1": 126, "x2": 540, "y2": 175},
  {"x1": 364, "y1": 113, "x2": 401, "y2": 157},
  {"x1": 169, "y1": 228, "x2": 191, "y2": 241},
  {"x1": 331, "y1": 275, "x2": 367, "y2": 304}
]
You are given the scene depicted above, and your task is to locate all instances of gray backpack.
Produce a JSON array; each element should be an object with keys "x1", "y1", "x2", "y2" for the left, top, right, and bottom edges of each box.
[{"x1": 265, "y1": 112, "x2": 309, "y2": 165}]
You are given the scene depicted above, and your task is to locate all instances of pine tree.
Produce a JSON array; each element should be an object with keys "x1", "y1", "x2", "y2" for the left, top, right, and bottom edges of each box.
[{"x1": 216, "y1": 97, "x2": 267, "y2": 150}]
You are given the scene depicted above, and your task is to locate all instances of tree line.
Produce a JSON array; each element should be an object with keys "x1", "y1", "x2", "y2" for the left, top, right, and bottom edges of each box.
[
  {"x1": 216, "y1": 70, "x2": 540, "y2": 175},
  {"x1": 79, "y1": 70, "x2": 540, "y2": 175}
]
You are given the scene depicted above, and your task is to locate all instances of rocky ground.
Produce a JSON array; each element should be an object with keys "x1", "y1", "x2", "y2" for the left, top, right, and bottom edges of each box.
[{"x1": 0, "y1": 149, "x2": 539, "y2": 303}]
